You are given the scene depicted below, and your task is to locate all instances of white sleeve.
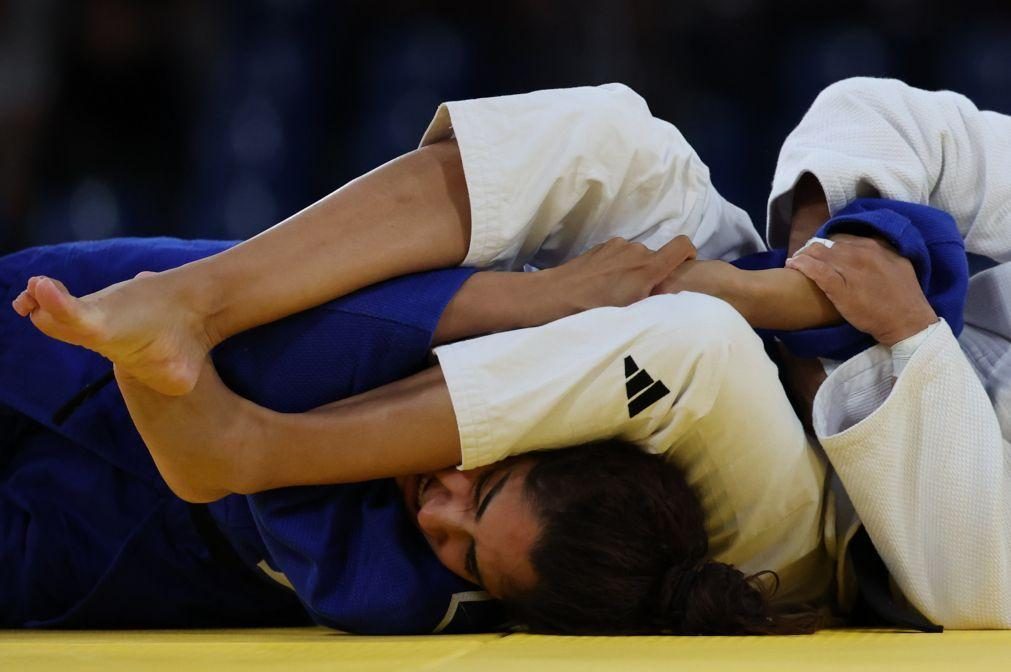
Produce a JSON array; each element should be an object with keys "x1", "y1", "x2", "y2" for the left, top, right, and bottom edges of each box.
[
  {"x1": 420, "y1": 84, "x2": 764, "y2": 269},
  {"x1": 766, "y1": 77, "x2": 1011, "y2": 262},
  {"x1": 434, "y1": 293, "x2": 830, "y2": 601},
  {"x1": 962, "y1": 263, "x2": 1011, "y2": 441},
  {"x1": 813, "y1": 320, "x2": 1011, "y2": 629}
]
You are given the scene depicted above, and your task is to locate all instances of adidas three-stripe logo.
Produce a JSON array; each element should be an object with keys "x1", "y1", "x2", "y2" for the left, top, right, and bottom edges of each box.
[{"x1": 624, "y1": 355, "x2": 671, "y2": 418}]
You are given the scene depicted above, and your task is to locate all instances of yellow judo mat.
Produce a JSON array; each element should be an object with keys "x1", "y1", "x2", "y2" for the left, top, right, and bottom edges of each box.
[{"x1": 2, "y1": 628, "x2": 1010, "y2": 671}]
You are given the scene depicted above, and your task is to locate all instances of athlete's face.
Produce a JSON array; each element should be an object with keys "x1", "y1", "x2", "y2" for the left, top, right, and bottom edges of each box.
[{"x1": 396, "y1": 458, "x2": 541, "y2": 598}]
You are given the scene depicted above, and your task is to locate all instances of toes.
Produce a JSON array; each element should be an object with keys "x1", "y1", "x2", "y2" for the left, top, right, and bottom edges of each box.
[
  {"x1": 12, "y1": 290, "x2": 39, "y2": 316},
  {"x1": 34, "y1": 277, "x2": 82, "y2": 323},
  {"x1": 11, "y1": 289, "x2": 39, "y2": 315}
]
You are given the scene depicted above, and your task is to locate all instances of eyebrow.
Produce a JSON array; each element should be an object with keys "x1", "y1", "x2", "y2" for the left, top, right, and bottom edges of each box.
[{"x1": 465, "y1": 469, "x2": 513, "y2": 586}]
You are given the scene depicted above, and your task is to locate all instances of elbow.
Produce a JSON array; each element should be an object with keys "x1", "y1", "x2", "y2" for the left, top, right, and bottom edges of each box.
[{"x1": 641, "y1": 292, "x2": 765, "y2": 364}]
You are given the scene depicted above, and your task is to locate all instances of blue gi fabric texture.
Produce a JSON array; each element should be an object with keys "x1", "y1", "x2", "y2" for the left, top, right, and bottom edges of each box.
[
  {"x1": 1, "y1": 238, "x2": 495, "y2": 633},
  {"x1": 732, "y1": 198, "x2": 968, "y2": 360}
]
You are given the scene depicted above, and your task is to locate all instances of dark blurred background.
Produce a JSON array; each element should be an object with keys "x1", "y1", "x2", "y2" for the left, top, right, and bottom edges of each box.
[{"x1": 2, "y1": 0, "x2": 1010, "y2": 254}]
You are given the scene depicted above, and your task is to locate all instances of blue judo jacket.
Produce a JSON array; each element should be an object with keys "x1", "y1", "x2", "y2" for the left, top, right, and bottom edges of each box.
[{"x1": 0, "y1": 238, "x2": 501, "y2": 633}]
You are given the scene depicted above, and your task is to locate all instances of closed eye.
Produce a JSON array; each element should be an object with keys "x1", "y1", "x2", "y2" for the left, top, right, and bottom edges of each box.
[{"x1": 464, "y1": 468, "x2": 511, "y2": 586}]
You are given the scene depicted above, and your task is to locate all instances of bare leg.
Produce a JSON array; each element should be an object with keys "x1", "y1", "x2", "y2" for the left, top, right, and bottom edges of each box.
[{"x1": 11, "y1": 141, "x2": 471, "y2": 394}]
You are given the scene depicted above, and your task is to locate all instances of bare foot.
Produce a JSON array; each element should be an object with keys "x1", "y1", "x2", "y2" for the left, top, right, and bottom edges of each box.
[{"x1": 14, "y1": 273, "x2": 215, "y2": 395}]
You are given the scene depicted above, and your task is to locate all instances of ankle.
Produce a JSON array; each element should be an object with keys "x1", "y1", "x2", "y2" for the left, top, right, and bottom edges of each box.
[{"x1": 157, "y1": 265, "x2": 229, "y2": 348}]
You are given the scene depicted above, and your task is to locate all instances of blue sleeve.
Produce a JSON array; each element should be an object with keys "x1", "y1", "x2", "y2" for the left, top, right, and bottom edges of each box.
[
  {"x1": 213, "y1": 266, "x2": 478, "y2": 412},
  {"x1": 732, "y1": 198, "x2": 968, "y2": 360}
]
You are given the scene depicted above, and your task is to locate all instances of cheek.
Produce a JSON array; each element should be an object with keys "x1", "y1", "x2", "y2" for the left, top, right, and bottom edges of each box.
[{"x1": 429, "y1": 537, "x2": 472, "y2": 583}]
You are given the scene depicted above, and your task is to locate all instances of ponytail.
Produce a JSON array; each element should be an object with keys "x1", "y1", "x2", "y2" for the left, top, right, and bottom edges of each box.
[{"x1": 664, "y1": 563, "x2": 816, "y2": 635}]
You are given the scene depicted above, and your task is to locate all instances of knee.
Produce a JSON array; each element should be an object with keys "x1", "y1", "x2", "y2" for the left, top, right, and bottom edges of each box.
[
  {"x1": 815, "y1": 76, "x2": 907, "y2": 111},
  {"x1": 570, "y1": 83, "x2": 656, "y2": 156}
]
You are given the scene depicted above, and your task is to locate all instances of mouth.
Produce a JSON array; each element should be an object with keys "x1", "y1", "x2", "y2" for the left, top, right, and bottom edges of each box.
[
  {"x1": 416, "y1": 475, "x2": 434, "y2": 512},
  {"x1": 401, "y1": 473, "x2": 435, "y2": 524}
]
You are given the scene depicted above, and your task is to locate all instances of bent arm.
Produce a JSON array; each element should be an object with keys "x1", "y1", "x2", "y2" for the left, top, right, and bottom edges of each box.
[{"x1": 814, "y1": 323, "x2": 1011, "y2": 628}]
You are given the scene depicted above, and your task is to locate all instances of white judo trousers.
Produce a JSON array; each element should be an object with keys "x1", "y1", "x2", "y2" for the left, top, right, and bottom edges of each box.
[{"x1": 420, "y1": 79, "x2": 1010, "y2": 627}]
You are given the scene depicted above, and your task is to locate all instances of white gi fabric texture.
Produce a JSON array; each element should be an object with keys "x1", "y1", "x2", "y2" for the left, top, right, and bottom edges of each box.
[
  {"x1": 420, "y1": 83, "x2": 764, "y2": 268},
  {"x1": 420, "y1": 84, "x2": 831, "y2": 605},
  {"x1": 771, "y1": 77, "x2": 1011, "y2": 628}
]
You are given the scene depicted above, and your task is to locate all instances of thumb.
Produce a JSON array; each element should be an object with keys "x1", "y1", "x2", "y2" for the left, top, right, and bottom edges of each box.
[{"x1": 653, "y1": 236, "x2": 696, "y2": 278}]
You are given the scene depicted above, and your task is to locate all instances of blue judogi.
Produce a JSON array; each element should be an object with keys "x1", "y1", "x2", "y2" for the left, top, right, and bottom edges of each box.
[
  {"x1": 0, "y1": 238, "x2": 502, "y2": 633},
  {"x1": 733, "y1": 198, "x2": 968, "y2": 360}
]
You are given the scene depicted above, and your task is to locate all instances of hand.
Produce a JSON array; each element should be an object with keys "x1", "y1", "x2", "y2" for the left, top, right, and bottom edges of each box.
[
  {"x1": 540, "y1": 235, "x2": 697, "y2": 313},
  {"x1": 785, "y1": 234, "x2": 938, "y2": 346}
]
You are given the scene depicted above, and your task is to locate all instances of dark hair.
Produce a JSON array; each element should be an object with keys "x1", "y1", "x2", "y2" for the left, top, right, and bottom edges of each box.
[{"x1": 502, "y1": 439, "x2": 820, "y2": 635}]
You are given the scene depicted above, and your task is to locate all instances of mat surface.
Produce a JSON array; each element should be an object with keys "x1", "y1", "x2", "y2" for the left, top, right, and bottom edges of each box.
[{"x1": 3, "y1": 629, "x2": 1011, "y2": 671}]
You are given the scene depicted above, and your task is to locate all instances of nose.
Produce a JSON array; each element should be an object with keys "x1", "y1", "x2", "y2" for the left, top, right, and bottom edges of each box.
[{"x1": 415, "y1": 468, "x2": 479, "y2": 541}]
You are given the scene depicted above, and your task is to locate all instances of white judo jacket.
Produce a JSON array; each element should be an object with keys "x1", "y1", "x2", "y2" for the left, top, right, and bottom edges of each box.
[
  {"x1": 419, "y1": 84, "x2": 832, "y2": 607},
  {"x1": 768, "y1": 78, "x2": 1011, "y2": 629}
]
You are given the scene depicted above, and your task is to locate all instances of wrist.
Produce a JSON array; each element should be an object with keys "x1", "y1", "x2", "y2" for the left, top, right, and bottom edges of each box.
[
  {"x1": 712, "y1": 265, "x2": 757, "y2": 321},
  {"x1": 714, "y1": 266, "x2": 789, "y2": 328},
  {"x1": 522, "y1": 269, "x2": 576, "y2": 326},
  {"x1": 875, "y1": 310, "x2": 939, "y2": 347}
]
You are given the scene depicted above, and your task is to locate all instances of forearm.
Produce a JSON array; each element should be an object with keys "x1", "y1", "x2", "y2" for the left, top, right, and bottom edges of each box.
[
  {"x1": 658, "y1": 260, "x2": 841, "y2": 330},
  {"x1": 739, "y1": 268, "x2": 841, "y2": 330},
  {"x1": 433, "y1": 271, "x2": 554, "y2": 344},
  {"x1": 247, "y1": 366, "x2": 462, "y2": 491}
]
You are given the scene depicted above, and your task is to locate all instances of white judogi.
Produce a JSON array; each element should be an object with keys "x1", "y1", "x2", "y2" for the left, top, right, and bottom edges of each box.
[
  {"x1": 768, "y1": 78, "x2": 1011, "y2": 628},
  {"x1": 420, "y1": 84, "x2": 833, "y2": 605}
]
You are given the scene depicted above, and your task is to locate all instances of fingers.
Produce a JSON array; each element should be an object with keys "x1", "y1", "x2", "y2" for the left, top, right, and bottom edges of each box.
[
  {"x1": 652, "y1": 235, "x2": 696, "y2": 279},
  {"x1": 657, "y1": 234, "x2": 697, "y2": 263},
  {"x1": 785, "y1": 251, "x2": 847, "y2": 297}
]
